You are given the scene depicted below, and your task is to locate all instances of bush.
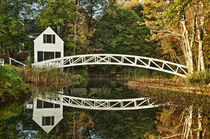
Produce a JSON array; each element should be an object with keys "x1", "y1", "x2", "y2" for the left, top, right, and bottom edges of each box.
[
  {"x1": 0, "y1": 54, "x2": 8, "y2": 59},
  {"x1": 187, "y1": 70, "x2": 210, "y2": 84},
  {"x1": 14, "y1": 51, "x2": 29, "y2": 61},
  {"x1": 0, "y1": 66, "x2": 28, "y2": 104}
]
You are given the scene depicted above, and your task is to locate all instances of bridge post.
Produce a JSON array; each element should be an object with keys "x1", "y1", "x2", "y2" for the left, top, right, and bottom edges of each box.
[
  {"x1": 147, "y1": 59, "x2": 151, "y2": 67},
  {"x1": 134, "y1": 57, "x2": 137, "y2": 65},
  {"x1": 121, "y1": 56, "x2": 124, "y2": 63}
]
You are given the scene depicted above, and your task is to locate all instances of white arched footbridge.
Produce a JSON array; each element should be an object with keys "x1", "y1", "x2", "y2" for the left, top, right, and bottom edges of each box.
[
  {"x1": 40, "y1": 94, "x2": 158, "y2": 110},
  {"x1": 32, "y1": 54, "x2": 188, "y2": 77}
]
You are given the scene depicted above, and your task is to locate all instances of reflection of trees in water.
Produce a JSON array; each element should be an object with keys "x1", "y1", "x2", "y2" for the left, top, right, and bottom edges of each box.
[
  {"x1": 61, "y1": 109, "x2": 94, "y2": 138},
  {"x1": 151, "y1": 105, "x2": 208, "y2": 139},
  {"x1": 92, "y1": 109, "x2": 158, "y2": 138},
  {"x1": 68, "y1": 77, "x2": 139, "y2": 99}
]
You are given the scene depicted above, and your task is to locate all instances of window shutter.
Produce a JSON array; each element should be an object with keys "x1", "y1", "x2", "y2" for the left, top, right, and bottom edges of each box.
[
  {"x1": 43, "y1": 34, "x2": 47, "y2": 43},
  {"x1": 53, "y1": 35, "x2": 55, "y2": 43}
]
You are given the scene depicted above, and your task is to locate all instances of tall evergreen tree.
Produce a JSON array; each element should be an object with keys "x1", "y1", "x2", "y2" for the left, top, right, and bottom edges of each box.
[
  {"x1": 0, "y1": 0, "x2": 43, "y2": 57},
  {"x1": 92, "y1": 7, "x2": 159, "y2": 57},
  {"x1": 0, "y1": 0, "x2": 26, "y2": 56}
]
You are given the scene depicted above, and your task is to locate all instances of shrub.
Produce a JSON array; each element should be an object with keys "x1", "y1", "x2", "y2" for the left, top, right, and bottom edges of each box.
[
  {"x1": 0, "y1": 66, "x2": 28, "y2": 104},
  {"x1": 14, "y1": 51, "x2": 29, "y2": 61},
  {"x1": 187, "y1": 70, "x2": 210, "y2": 84},
  {"x1": 0, "y1": 54, "x2": 8, "y2": 59}
]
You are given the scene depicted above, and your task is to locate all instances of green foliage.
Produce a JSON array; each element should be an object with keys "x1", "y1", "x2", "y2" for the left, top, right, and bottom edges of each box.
[
  {"x1": 0, "y1": 102, "x2": 24, "y2": 138},
  {"x1": 92, "y1": 7, "x2": 159, "y2": 57},
  {"x1": 36, "y1": 0, "x2": 93, "y2": 55},
  {"x1": 0, "y1": 103, "x2": 23, "y2": 121},
  {"x1": 80, "y1": 0, "x2": 108, "y2": 28},
  {"x1": 120, "y1": 67, "x2": 172, "y2": 78},
  {"x1": 187, "y1": 70, "x2": 210, "y2": 84},
  {"x1": 0, "y1": 0, "x2": 37, "y2": 55},
  {"x1": 0, "y1": 66, "x2": 28, "y2": 103}
]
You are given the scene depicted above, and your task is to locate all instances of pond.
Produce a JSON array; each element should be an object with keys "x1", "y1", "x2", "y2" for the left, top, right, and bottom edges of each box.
[{"x1": 0, "y1": 76, "x2": 158, "y2": 138}]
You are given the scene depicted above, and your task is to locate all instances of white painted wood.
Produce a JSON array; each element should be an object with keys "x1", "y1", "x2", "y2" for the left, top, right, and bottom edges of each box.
[
  {"x1": 9, "y1": 57, "x2": 26, "y2": 67},
  {"x1": 43, "y1": 94, "x2": 158, "y2": 111},
  {"x1": 0, "y1": 58, "x2": 4, "y2": 66},
  {"x1": 32, "y1": 54, "x2": 188, "y2": 77},
  {"x1": 34, "y1": 27, "x2": 64, "y2": 63}
]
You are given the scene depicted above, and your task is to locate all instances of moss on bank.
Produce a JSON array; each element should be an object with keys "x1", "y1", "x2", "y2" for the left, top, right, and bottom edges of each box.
[{"x1": 0, "y1": 66, "x2": 28, "y2": 105}]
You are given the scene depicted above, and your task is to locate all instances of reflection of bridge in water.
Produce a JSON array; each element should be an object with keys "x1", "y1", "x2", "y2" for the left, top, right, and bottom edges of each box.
[
  {"x1": 32, "y1": 54, "x2": 188, "y2": 77},
  {"x1": 44, "y1": 94, "x2": 158, "y2": 111},
  {"x1": 26, "y1": 93, "x2": 158, "y2": 133}
]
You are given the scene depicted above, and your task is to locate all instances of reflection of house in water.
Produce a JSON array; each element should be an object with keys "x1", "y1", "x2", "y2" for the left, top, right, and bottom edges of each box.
[{"x1": 26, "y1": 95, "x2": 63, "y2": 133}]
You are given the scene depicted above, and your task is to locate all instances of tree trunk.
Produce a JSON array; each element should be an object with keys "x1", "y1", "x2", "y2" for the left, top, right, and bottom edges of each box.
[
  {"x1": 197, "y1": 107, "x2": 203, "y2": 139},
  {"x1": 197, "y1": 2, "x2": 205, "y2": 72},
  {"x1": 180, "y1": 18, "x2": 194, "y2": 74},
  {"x1": 182, "y1": 105, "x2": 193, "y2": 139}
]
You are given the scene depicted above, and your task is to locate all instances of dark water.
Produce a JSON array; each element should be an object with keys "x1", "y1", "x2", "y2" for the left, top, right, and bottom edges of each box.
[{"x1": 0, "y1": 77, "x2": 158, "y2": 138}]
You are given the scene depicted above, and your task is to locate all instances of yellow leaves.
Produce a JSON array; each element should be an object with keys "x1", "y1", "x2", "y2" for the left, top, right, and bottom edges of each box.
[
  {"x1": 122, "y1": 0, "x2": 141, "y2": 8},
  {"x1": 2, "y1": 82, "x2": 12, "y2": 89},
  {"x1": 136, "y1": 21, "x2": 144, "y2": 26}
]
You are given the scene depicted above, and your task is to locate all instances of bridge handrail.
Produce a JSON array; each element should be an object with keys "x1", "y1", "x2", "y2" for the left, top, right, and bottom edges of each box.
[
  {"x1": 9, "y1": 57, "x2": 26, "y2": 67},
  {"x1": 33, "y1": 54, "x2": 186, "y2": 68},
  {"x1": 32, "y1": 54, "x2": 188, "y2": 77}
]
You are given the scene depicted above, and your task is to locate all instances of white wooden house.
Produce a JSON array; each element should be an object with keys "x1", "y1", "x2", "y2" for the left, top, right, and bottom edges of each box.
[{"x1": 34, "y1": 27, "x2": 64, "y2": 63}]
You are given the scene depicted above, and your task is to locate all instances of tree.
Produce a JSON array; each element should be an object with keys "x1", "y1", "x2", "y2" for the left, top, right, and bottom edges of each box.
[
  {"x1": 0, "y1": 0, "x2": 27, "y2": 57},
  {"x1": 36, "y1": 0, "x2": 93, "y2": 55},
  {"x1": 143, "y1": 0, "x2": 209, "y2": 73},
  {"x1": 80, "y1": 0, "x2": 108, "y2": 30},
  {"x1": 91, "y1": 7, "x2": 159, "y2": 57},
  {"x1": 0, "y1": 0, "x2": 44, "y2": 57}
]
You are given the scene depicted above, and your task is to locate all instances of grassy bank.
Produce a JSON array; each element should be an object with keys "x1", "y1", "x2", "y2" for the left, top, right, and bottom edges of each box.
[
  {"x1": 127, "y1": 76, "x2": 209, "y2": 113},
  {"x1": 0, "y1": 66, "x2": 28, "y2": 105},
  {"x1": 128, "y1": 77, "x2": 209, "y2": 95},
  {"x1": 16, "y1": 67, "x2": 76, "y2": 87}
]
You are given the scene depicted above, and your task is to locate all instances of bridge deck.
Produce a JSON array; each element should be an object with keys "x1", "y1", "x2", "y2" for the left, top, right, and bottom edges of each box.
[{"x1": 32, "y1": 54, "x2": 188, "y2": 77}]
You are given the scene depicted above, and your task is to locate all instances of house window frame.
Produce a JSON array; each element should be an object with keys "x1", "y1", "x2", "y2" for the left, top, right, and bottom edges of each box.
[{"x1": 43, "y1": 34, "x2": 55, "y2": 44}]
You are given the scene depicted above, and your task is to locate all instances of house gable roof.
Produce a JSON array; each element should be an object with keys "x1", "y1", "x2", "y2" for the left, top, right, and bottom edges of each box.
[{"x1": 33, "y1": 27, "x2": 64, "y2": 43}]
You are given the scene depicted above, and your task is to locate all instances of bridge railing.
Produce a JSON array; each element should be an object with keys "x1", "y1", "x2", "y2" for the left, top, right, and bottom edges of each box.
[
  {"x1": 32, "y1": 54, "x2": 188, "y2": 77},
  {"x1": 9, "y1": 57, "x2": 26, "y2": 67},
  {"x1": 0, "y1": 58, "x2": 4, "y2": 66}
]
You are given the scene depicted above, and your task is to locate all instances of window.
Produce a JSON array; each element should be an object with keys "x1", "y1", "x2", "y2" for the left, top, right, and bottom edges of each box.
[
  {"x1": 43, "y1": 34, "x2": 55, "y2": 43},
  {"x1": 44, "y1": 52, "x2": 54, "y2": 61},
  {"x1": 42, "y1": 116, "x2": 54, "y2": 126},
  {"x1": 38, "y1": 51, "x2": 43, "y2": 62},
  {"x1": 56, "y1": 52, "x2": 61, "y2": 58}
]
